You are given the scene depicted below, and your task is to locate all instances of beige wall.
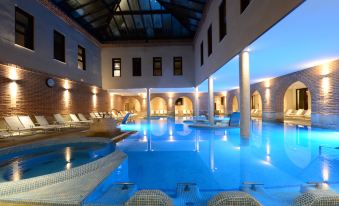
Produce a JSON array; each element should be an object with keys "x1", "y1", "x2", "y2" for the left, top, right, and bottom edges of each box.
[
  {"x1": 0, "y1": 0, "x2": 102, "y2": 86},
  {"x1": 101, "y1": 44, "x2": 194, "y2": 89},
  {"x1": 194, "y1": 0, "x2": 303, "y2": 85}
]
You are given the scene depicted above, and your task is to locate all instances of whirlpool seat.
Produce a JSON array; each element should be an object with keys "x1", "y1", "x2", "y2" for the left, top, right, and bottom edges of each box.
[
  {"x1": 125, "y1": 190, "x2": 173, "y2": 206},
  {"x1": 208, "y1": 191, "x2": 262, "y2": 206}
]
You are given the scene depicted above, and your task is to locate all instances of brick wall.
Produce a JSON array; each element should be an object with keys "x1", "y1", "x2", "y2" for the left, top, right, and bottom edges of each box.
[
  {"x1": 226, "y1": 59, "x2": 339, "y2": 129},
  {"x1": 0, "y1": 63, "x2": 122, "y2": 118}
]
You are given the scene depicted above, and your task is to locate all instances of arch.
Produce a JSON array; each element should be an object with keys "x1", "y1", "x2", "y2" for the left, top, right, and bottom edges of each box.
[
  {"x1": 251, "y1": 90, "x2": 262, "y2": 117},
  {"x1": 123, "y1": 97, "x2": 141, "y2": 112},
  {"x1": 150, "y1": 97, "x2": 167, "y2": 115},
  {"x1": 283, "y1": 81, "x2": 311, "y2": 122},
  {"x1": 174, "y1": 96, "x2": 193, "y2": 116},
  {"x1": 232, "y1": 96, "x2": 239, "y2": 112}
]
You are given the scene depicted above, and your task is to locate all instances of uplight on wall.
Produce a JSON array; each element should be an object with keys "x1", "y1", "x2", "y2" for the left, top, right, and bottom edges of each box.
[
  {"x1": 322, "y1": 77, "x2": 330, "y2": 94},
  {"x1": 321, "y1": 63, "x2": 330, "y2": 76},
  {"x1": 63, "y1": 79, "x2": 70, "y2": 90},
  {"x1": 63, "y1": 89, "x2": 70, "y2": 108},
  {"x1": 9, "y1": 81, "x2": 18, "y2": 108},
  {"x1": 92, "y1": 93, "x2": 97, "y2": 109},
  {"x1": 9, "y1": 66, "x2": 19, "y2": 81}
]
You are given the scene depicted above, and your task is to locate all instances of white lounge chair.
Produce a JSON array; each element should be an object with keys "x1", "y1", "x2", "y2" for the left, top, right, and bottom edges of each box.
[
  {"x1": 54, "y1": 114, "x2": 82, "y2": 127},
  {"x1": 18, "y1": 116, "x2": 57, "y2": 132},
  {"x1": 304, "y1": 110, "x2": 311, "y2": 119},
  {"x1": 4, "y1": 116, "x2": 34, "y2": 135},
  {"x1": 78, "y1": 113, "x2": 92, "y2": 123},
  {"x1": 35, "y1": 115, "x2": 64, "y2": 130},
  {"x1": 69, "y1": 114, "x2": 91, "y2": 124}
]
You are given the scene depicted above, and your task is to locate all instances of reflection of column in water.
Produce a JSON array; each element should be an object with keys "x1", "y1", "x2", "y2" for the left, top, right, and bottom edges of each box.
[
  {"x1": 195, "y1": 130, "x2": 200, "y2": 152},
  {"x1": 147, "y1": 119, "x2": 152, "y2": 151},
  {"x1": 210, "y1": 130, "x2": 215, "y2": 171},
  {"x1": 240, "y1": 139, "x2": 250, "y2": 184},
  {"x1": 65, "y1": 146, "x2": 72, "y2": 170},
  {"x1": 11, "y1": 160, "x2": 22, "y2": 181}
]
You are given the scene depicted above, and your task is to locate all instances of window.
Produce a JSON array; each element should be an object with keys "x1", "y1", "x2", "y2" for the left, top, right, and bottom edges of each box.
[
  {"x1": 221, "y1": 96, "x2": 224, "y2": 105},
  {"x1": 132, "y1": 58, "x2": 141, "y2": 76},
  {"x1": 53, "y1": 30, "x2": 65, "y2": 62},
  {"x1": 173, "y1": 57, "x2": 183, "y2": 76},
  {"x1": 240, "y1": 0, "x2": 251, "y2": 13},
  {"x1": 153, "y1": 57, "x2": 162, "y2": 76},
  {"x1": 77, "y1": 45, "x2": 86, "y2": 70},
  {"x1": 219, "y1": 0, "x2": 227, "y2": 41},
  {"x1": 15, "y1": 7, "x2": 34, "y2": 50},
  {"x1": 208, "y1": 25, "x2": 212, "y2": 56},
  {"x1": 112, "y1": 58, "x2": 121, "y2": 77},
  {"x1": 200, "y1": 41, "x2": 204, "y2": 66}
]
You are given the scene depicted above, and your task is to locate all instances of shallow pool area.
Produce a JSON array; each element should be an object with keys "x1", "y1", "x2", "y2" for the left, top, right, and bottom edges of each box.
[{"x1": 87, "y1": 117, "x2": 339, "y2": 205}]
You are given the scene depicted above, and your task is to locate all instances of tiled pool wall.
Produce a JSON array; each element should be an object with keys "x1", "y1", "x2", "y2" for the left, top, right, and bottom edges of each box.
[
  {"x1": 227, "y1": 59, "x2": 339, "y2": 130},
  {"x1": 0, "y1": 138, "x2": 127, "y2": 205}
]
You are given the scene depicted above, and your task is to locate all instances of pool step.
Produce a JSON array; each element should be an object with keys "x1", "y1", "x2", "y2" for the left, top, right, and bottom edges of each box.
[{"x1": 174, "y1": 183, "x2": 207, "y2": 206}]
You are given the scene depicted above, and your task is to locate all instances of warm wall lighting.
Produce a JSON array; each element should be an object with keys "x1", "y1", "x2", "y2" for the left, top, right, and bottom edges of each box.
[
  {"x1": 63, "y1": 90, "x2": 70, "y2": 108},
  {"x1": 321, "y1": 63, "x2": 330, "y2": 76},
  {"x1": 168, "y1": 97, "x2": 173, "y2": 107},
  {"x1": 322, "y1": 77, "x2": 330, "y2": 95},
  {"x1": 92, "y1": 94, "x2": 97, "y2": 108},
  {"x1": 9, "y1": 81, "x2": 18, "y2": 108},
  {"x1": 265, "y1": 79, "x2": 271, "y2": 88},
  {"x1": 9, "y1": 66, "x2": 19, "y2": 81},
  {"x1": 265, "y1": 88, "x2": 270, "y2": 102},
  {"x1": 64, "y1": 79, "x2": 70, "y2": 90},
  {"x1": 92, "y1": 87, "x2": 98, "y2": 95}
]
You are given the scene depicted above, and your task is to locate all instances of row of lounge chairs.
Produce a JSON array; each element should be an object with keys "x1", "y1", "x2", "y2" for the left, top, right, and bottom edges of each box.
[
  {"x1": 175, "y1": 110, "x2": 192, "y2": 116},
  {"x1": 151, "y1": 110, "x2": 168, "y2": 115},
  {"x1": 89, "y1": 111, "x2": 135, "y2": 119},
  {"x1": 0, "y1": 113, "x2": 93, "y2": 137},
  {"x1": 285, "y1": 109, "x2": 311, "y2": 120}
]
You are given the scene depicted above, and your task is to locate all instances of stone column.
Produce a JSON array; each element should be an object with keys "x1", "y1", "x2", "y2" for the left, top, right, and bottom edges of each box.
[
  {"x1": 239, "y1": 50, "x2": 251, "y2": 138},
  {"x1": 208, "y1": 76, "x2": 214, "y2": 125},
  {"x1": 146, "y1": 88, "x2": 151, "y2": 119},
  {"x1": 194, "y1": 86, "x2": 200, "y2": 120}
]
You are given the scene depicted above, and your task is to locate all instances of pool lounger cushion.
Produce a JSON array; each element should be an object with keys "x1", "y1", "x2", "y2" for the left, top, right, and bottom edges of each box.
[
  {"x1": 294, "y1": 190, "x2": 339, "y2": 206},
  {"x1": 126, "y1": 190, "x2": 173, "y2": 206},
  {"x1": 208, "y1": 191, "x2": 262, "y2": 206}
]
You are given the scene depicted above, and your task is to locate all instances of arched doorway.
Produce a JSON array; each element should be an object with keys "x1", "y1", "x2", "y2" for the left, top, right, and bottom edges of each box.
[
  {"x1": 151, "y1": 97, "x2": 167, "y2": 115},
  {"x1": 174, "y1": 96, "x2": 193, "y2": 116},
  {"x1": 123, "y1": 97, "x2": 141, "y2": 113},
  {"x1": 283, "y1": 81, "x2": 311, "y2": 124},
  {"x1": 232, "y1": 96, "x2": 239, "y2": 112},
  {"x1": 251, "y1": 91, "x2": 262, "y2": 117}
]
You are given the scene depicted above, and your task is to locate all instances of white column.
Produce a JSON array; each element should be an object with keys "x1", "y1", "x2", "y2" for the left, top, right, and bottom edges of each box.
[
  {"x1": 146, "y1": 88, "x2": 151, "y2": 119},
  {"x1": 208, "y1": 76, "x2": 214, "y2": 125},
  {"x1": 194, "y1": 86, "x2": 200, "y2": 120},
  {"x1": 239, "y1": 50, "x2": 251, "y2": 138}
]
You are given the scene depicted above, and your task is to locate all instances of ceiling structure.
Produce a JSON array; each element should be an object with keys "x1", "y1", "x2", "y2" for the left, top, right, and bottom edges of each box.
[
  {"x1": 108, "y1": 0, "x2": 339, "y2": 95},
  {"x1": 50, "y1": 0, "x2": 206, "y2": 42}
]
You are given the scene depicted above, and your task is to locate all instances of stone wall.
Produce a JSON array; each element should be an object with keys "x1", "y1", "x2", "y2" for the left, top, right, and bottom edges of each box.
[{"x1": 226, "y1": 60, "x2": 339, "y2": 129}]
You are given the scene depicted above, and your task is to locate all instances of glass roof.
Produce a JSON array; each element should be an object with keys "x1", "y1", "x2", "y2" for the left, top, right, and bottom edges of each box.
[{"x1": 50, "y1": 0, "x2": 206, "y2": 42}]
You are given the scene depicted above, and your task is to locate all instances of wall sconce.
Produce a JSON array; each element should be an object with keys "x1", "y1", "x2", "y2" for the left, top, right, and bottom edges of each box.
[
  {"x1": 265, "y1": 79, "x2": 271, "y2": 88},
  {"x1": 322, "y1": 76, "x2": 330, "y2": 95},
  {"x1": 92, "y1": 87, "x2": 98, "y2": 95},
  {"x1": 92, "y1": 94, "x2": 97, "y2": 108},
  {"x1": 64, "y1": 79, "x2": 70, "y2": 90},
  {"x1": 9, "y1": 65, "x2": 19, "y2": 81},
  {"x1": 321, "y1": 63, "x2": 330, "y2": 76},
  {"x1": 9, "y1": 81, "x2": 18, "y2": 108}
]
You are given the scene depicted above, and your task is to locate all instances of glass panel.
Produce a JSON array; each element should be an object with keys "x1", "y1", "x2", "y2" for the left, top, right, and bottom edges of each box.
[
  {"x1": 153, "y1": 14, "x2": 162, "y2": 28},
  {"x1": 128, "y1": 0, "x2": 140, "y2": 10},
  {"x1": 114, "y1": 70, "x2": 121, "y2": 77},
  {"x1": 134, "y1": 15, "x2": 144, "y2": 29}
]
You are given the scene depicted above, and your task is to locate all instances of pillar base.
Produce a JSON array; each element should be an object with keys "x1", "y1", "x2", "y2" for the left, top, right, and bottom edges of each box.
[{"x1": 262, "y1": 112, "x2": 284, "y2": 122}]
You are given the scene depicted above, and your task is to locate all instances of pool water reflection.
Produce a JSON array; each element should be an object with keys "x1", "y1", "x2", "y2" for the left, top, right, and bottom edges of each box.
[{"x1": 117, "y1": 118, "x2": 339, "y2": 191}]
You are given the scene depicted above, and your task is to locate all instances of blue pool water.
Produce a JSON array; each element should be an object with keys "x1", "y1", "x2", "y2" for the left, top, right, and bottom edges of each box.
[
  {"x1": 0, "y1": 141, "x2": 115, "y2": 182},
  {"x1": 115, "y1": 117, "x2": 339, "y2": 192}
]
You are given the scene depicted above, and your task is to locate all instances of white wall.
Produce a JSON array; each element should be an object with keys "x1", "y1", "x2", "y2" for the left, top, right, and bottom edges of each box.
[
  {"x1": 0, "y1": 0, "x2": 102, "y2": 86},
  {"x1": 101, "y1": 44, "x2": 194, "y2": 89},
  {"x1": 194, "y1": 0, "x2": 303, "y2": 85}
]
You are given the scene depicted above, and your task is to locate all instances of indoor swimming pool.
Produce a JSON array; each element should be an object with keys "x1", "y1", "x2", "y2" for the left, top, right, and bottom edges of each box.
[{"x1": 115, "y1": 117, "x2": 339, "y2": 192}]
